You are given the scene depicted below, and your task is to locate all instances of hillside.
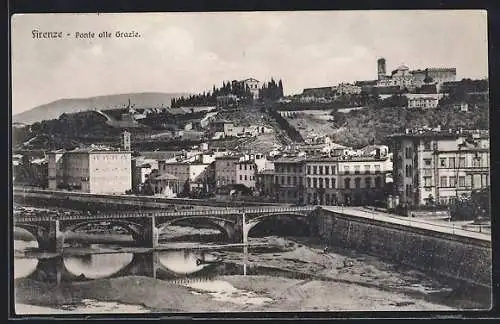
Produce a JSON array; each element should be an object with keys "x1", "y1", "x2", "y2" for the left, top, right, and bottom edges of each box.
[
  {"x1": 13, "y1": 92, "x2": 191, "y2": 124},
  {"x1": 330, "y1": 105, "x2": 489, "y2": 148}
]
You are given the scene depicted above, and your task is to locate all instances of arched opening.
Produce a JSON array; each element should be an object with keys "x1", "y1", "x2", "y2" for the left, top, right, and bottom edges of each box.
[
  {"x1": 13, "y1": 226, "x2": 39, "y2": 251},
  {"x1": 64, "y1": 220, "x2": 143, "y2": 247},
  {"x1": 248, "y1": 214, "x2": 310, "y2": 239},
  {"x1": 157, "y1": 217, "x2": 232, "y2": 243},
  {"x1": 13, "y1": 226, "x2": 40, "y2": 279}
]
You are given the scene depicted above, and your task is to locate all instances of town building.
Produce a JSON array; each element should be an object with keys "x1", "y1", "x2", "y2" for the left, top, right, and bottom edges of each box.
[
  {"x1": 236, "y1": 158, "x2": 257, "y2": 190},
  {"x1": 272, "y1": 157, "x2": 306, "y2": 203},
  {"x1": 131, "y1": 157, "x2": 158, "y2": 193},
  {"x1": 405, "y1": 93, "x2": 444, "y2": 109},
  {"x1": 47, "y1": 148, "x2": 132, "y2": 194},
  {"x1": 302, "y1": 86, "x2": 336, "y2": 98},
  {"x1": 215, "y1": 155, "x2": 240, "y2": 187},
  {"x1": 389, "y1": 128, "x2": 489, "y2": 206},
  {"x1": 255, "y1": 169, "x2": 275, "y2": 197},
  {"x1": 336, "y1": 82, "x2": 362, "y2": 96},
  {"x1": 374, "y1": 58, "x2": 456, "y2": 92},
  {"x1": 304, "y1": 152, "x2": 391, "y2": 206},
  {"x1": 153, "y1": 159, "x2": 211, "y2": 195},
  {"x1": 209, "y1": 119, "x2": 236, "y2": 139}
]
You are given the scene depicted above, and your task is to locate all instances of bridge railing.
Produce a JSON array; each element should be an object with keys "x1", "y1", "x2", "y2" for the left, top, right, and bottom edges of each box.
[{"x1": 14, "y1": 205, "x2": 318, "y2": 222}]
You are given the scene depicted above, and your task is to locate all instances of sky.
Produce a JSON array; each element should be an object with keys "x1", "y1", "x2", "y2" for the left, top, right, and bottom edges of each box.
[{"x1": 11, "y1": 10, "x2": 489, "y2": 115}]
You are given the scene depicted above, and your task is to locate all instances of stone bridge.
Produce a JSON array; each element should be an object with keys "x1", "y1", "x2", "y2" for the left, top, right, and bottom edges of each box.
[{"x1": 14, "y1": 206, "x2": 319, "y2": 253}]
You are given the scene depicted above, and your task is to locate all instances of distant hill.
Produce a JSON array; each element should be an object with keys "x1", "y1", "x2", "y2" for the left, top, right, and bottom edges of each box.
[{"x1": 13, "y1": 92, "x2": 192, "y2": 124}]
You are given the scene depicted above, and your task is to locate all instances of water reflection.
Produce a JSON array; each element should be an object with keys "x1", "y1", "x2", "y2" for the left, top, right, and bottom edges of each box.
[
  {"x1": 14, "y1": 249, "x2": 226, "y2": 282},
  {"x1": 14, "y1": 258, "x2": 39, "y2": 279},
  {"x1": 157, "y1": 250, "x2": 220, "y2": 275},
  {"x1": 64, "y1": 253, "x2": 134, "y2": 279}
]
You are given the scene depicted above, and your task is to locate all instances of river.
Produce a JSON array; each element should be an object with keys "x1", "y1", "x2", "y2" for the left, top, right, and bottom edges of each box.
[{"x1": 13, "y1": 205, "x2": 491, "y2": 314}]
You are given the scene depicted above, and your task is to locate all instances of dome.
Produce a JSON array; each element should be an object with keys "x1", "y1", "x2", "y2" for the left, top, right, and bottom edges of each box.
[{"x1": 396, "y1": 64, "x2": 409, "y2": 71}]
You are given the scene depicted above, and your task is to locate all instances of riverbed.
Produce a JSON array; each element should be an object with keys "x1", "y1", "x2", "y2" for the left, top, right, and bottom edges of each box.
[{"x1": 13, "y1": 203, "x2": 491, "y2": 314}]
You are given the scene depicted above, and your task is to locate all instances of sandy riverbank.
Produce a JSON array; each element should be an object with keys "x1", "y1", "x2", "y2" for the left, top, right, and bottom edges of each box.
[{"x1": 15, "y1": 274, "x2": 453, "y2": 314}]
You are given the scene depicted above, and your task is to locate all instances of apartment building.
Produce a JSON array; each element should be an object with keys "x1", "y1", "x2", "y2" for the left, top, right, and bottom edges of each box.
[
  {"x1": 214, "y1": 155, "x2": 240, "y2": 186},
  {"x1": 272, "y1": 157, "x2": 305, "y2": 203},
  {"x1": 47, "y1": 148, "x2": 132, "y2": 194},
  {"x1": 389, "y1": 129, "x2": 489, "y2": 206},
  {"x1": 236, "y1": 159, "x2": 257, "y2": 189},
  {"x1": 304, "y1": 153, "x2": 391, "y2": 206}
]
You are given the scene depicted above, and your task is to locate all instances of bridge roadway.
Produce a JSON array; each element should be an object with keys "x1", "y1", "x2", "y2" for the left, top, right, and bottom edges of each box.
[
  {"x1": 14, "y1": 206, "x2": 318, "y2": 222},
  {"x1": 321, "y1": 206, "x2": 491, "y2": 242},
  {"x1": 14, "y1": 206, "x2": 319, "y2": 253}
]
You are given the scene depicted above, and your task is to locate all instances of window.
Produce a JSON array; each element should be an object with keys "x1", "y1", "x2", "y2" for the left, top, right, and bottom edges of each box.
[
  {"x1": 423, "y1": 159, "x2": 431, "y2": 166},
  {"x1": 307, "y1": 166, "x2": 311, "y2": 175},
  {"x1": 293, "y1": 176, "x2": 297, "y2": 185},
  {"x1": 325, "y1": 166, "x2": 329, "y2": 175},
  {"x1": 472, "y1": 156, "x2": 481, "y2": 168},
  {"x1": 298, "y1": 166, "x2": 302, "y2": 173},
  {"x1": 459, "y1": 176, "x2": 465, "y2": 187},
  {"x1": 440, "y1": 176, "x2": 447, "y2": 188},
  {"x1": 374, "y1": 165, "x2": 381, "y2": 173},
  {"x1": 239, "y1": 175, "x2": 243, "y2": 180},
  {"x1": 281, "y1": 176, "x2": 285, "y2": 185},
  {"x1": 424, "y1": 140, "x2": 431, "y2": 150},
  {"x1": 364, "y1": 165, "x2": 371, "y2": 174},
  {"x1": 244, "y1": 175, "x2": 248, "y2": 180},
  {"x1": 354, "y1": 166, "x2": 360, "y2": 174},
  {"x1": 313, "y1": 166, "x2": 317, "y2": 175},
  {"x1": 287, "y1": 176, "x2": 291, "y2": 185},
  {"x1": 244, "y1": 164, "x2": 248, "y2": 170},
  {"x1": 424, "y1": 176, "x2": 432, "y2": 187},
  {"x1": 365, "y1": 177, "x2": 372, "y2": 188},
  {"x1": 319, "y1": 166, "x2": 323, "y2": 175},
  {"x1": 307, "y1": 178, "x2": 311, "y2": 188},
  {"x1": 313, "y1": 178, "x2": 317, "y2": 188},
  {"x1": 274, "y1": 176, "x2": 279, "y2": 184},
  {"x1": 344, "y1": 178, "x2": 351, "y2": 189},
  {"x1": 286, "y1": 165, "x2": 290, "y2": 173},
  {"x1": 325, "y1": 178, "x2": 330, "y2": 188},
  {"x1": 449, "y1": 157, "x2": 455, "y2": 169},
  {"x1": 459, "y1": 157, "x2": 466, "y2": 168},
  {"x1": 440, "y1": 158, "x2": 446, "y2": 167},
  {"x1": 331, "y1": 178, "x2": 336, "y2": 188},
  {"x1": 405, "y1": 147, "x2": 412, "y2": 159},
  {"x1": 355, "y1": 178, "x2": 361, "y2": 189},
  {"x1": 319, "y1": 178, "x2": 324, "y2": 188},
  {"x1": 449, "y1": 176, "x2": 456, "y2": 187},
  {"x1": 332, "y1": 166, "x2": 336, "y2": 175},
  {"x1": 344, "y1": 166, "x2": 350, "y2": 174}
]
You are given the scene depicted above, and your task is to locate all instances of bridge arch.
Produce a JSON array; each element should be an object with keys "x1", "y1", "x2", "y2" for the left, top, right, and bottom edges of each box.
[
  {"x1": 14, "y1": 223, "x2": 50, "y2": 247},
  {"x1": 157, "y1": 216, "x2": 237, "y2": 241},
  {"x1": 246, "y1": 212, "x2": 311, "y2": 236},
  {"x1": 62, "y1": 219, "x2": 144, "y2": 238}
]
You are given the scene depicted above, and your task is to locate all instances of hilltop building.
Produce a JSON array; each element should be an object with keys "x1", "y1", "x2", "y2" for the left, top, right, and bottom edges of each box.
[
  {"x1": 374, "y1": 57, "x2": 456, "y2": 92},
  {"x1": 241, "y1": 78, "x2": 260, "y2": 99}
]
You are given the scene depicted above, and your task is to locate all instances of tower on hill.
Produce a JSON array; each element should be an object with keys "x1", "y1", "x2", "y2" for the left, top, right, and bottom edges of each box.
[{"x1": 377, "y1": 58, "x2": 387, "y2": 80}]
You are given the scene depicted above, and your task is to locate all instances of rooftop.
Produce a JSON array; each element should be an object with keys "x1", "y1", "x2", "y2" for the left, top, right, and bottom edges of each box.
[
  {"x1": 389, "y1": 129, "x2": 489, "y2": 139},
  {"x1": 150, "y1": 173, "x2": 178, "y2": 180}
]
